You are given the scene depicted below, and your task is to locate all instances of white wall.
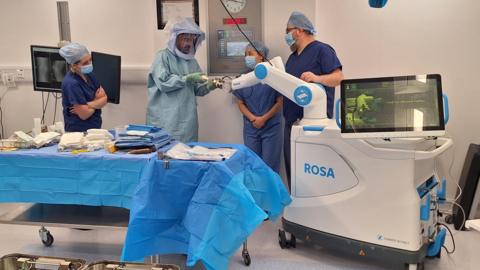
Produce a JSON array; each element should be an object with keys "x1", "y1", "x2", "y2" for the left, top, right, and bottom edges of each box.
[
  {"x1": 316, "y1": 0, "x2": 480, "y2": 196},
  {"x1": 0, "y1": 0, "x2": 156, "y2": 136},
  {"x1": 0, "y1": 0, "x2": 315, "y2": 146}
]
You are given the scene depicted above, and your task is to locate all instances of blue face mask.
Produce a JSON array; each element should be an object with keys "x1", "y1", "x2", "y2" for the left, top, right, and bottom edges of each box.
[
  {"x1": 80, "y1": 64, "x2": 93, "y2": 74},
  {"x1": 285, "y1": 32, "x2": 296, "y2": 47},
  {"x1": 245, "y1": 56, "x2": 257, "y2": 70}
]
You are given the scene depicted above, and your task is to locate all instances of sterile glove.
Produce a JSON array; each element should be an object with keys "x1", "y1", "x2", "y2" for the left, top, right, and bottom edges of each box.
[
  {"x1": 207, "y1": 81, "x2": 218, "y2": 90},
  {"x1": 185, "y1": 72, "x2": 206, "y2": 84}
]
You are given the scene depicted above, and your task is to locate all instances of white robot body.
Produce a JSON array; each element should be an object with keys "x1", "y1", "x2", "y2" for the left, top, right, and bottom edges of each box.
[
  {"x1": 231, "y1": 58, "x2": 327, "y2": 120},
  {"x1": 286, "y1": 120, "x2": 451, "y2": 253},
  {"x1": 230, "y1": 58, "x2": 452, "y2": 268}
]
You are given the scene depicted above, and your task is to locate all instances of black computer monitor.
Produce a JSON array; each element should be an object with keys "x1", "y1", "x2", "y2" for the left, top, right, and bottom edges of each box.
[
  {"x1": 31, "y1": 45, "x2": 68, "y2": 93},
  {"x1": 452, "y1": 144, "x2": 480, "y2": 230},
  {"x1": 92, "y1": 51, "x2": 121, "y2": 104},
  {"x1": 31, "y1": 45, "x2": 121, "y2": 103},
  {"x1": 340, "y1": 74, "x2": 445, "y2": 138}
]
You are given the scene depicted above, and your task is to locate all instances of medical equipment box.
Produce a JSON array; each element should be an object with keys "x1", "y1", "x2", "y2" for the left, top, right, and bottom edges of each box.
[
  {"x1": 0, "y1": 253, "x2": 86, "y2": 270},
  {"x1": 0, "y1": 255, "x2": 180, "y2": 270},
  {"x1": 83, "y1": 261, "x2": 180, "y2": 270}
]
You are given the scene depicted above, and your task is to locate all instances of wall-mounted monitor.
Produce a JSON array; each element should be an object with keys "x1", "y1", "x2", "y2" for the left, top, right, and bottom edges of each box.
[
  {"x1": 31, "y1": 45, "x2": 67, "y2": 93},
  {"x1": 31, "y1": 45, "x2": 121, "y2": 104}
]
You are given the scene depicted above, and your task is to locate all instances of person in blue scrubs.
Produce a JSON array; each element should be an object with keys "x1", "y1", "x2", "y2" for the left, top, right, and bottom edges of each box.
[
  {"x1": 283, "y1": 12, "x2": 344, "y2": 190},
  {"x1": 59, "y1": 43, "x2": 107, "y2": 132},
  {"x1": 233, "y1": 41, "x2": 283, "y2": 173}
]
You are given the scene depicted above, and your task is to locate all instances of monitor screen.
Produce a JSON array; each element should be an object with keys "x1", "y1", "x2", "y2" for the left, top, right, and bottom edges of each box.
[
  {"x1": 226, "y1": 41, "x2": 249, "y2": 57},
  {"x1": 340, "y1": 74, "x2": 445, "y2": 138},
  {"x1": 217, "y1": 29, "x2": 254, "y2": 58},
  {"x1": 92, "y1": 51, "x2": 121, "y2": 104},
  {"x1": 31, "y1": 45, "x2": 68, "y2": 92}
]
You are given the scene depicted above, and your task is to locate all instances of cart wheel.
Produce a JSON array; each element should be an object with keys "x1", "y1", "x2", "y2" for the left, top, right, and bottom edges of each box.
[
  {"x1": 278, "y1": 230, "x2": 287, "y2": 249},
  {"x1": 42, "y1": 232, "x2": 54, "y2": 247},
  {"x1": 289, "y1": 234, "x2": 296, "y2": 248},
  {"x1": 444, "y1": 214, "x2": 453, "y2": 224},
  {"x1": 405, "y1": 262, "x2": 424, "y2": 270},
  {"x1": 242, "y1": 251, "x2": 251, "y2": 266}
]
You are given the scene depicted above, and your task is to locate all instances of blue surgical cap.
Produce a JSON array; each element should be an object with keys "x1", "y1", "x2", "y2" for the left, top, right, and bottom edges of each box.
[
  {"x1": 287, "y1": 11, "x2": 316, "y2": 34},
  {"x1": 246, "y1": 41, "x2": 269, "y2": 59},
  {"x1": 59, "y1": 43, "x2": 89, "y2": 64}
]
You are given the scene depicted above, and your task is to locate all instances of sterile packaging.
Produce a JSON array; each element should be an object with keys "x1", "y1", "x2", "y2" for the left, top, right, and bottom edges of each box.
[{"x1": 33, "y1": 132, "x2": 61, "y2": 148}]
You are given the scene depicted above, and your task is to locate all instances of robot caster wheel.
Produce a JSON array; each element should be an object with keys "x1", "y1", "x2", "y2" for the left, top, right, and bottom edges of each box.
[
  {"x1": 290, "y1": 234, "x2": 296, "y2": 248},
  {"x1": 406, "y1": 262, "x2": 425, "y2": 270},
  {"x1": 278, "y1": 230, "x2": 296, "y2": 249},
  {"x1": 39, "y1": 226, "x2": 54, "y2": 247}
]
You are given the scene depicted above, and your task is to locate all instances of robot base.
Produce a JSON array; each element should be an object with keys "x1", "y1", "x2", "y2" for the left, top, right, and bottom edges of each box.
[{"x1": 281, "y1": 217, "x2": 427, "y2": 270}]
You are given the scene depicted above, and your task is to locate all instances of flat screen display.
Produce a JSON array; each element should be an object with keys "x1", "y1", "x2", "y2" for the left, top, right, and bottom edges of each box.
[
  {"x1": 217, "y1": 29, "x2": 253, "y2": 58},
  {"x1": 341, "y1": 74, "x2": 445, "y2": 137},
  {"x1": 31, "y1": 45, "x2": 68, "y2": 92},
  {"x1": 226, "y1": 41, "x2": 249, "y2": 57},
  {"x1": 92, "y1": 51, "x2": 121, "y2": 104}
]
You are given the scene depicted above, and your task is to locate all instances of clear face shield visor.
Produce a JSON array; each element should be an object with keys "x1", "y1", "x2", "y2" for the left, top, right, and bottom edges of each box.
[{"x1": 176, "y1": 33, "x2": 199, "y2": 54}]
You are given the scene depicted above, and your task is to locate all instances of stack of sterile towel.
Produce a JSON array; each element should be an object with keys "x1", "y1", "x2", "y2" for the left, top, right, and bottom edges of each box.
[
  {"x1": 114, "y1": 125, "x2": 174, "y2": 152},
  {"x1": 58, "y1": 129, "x2": 113, "y2": 152}
]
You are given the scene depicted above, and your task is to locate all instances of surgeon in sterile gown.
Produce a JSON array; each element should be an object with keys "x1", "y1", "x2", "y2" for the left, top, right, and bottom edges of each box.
[{"x1": 146, "y1": 18, "x2": 217, "y2": 142}]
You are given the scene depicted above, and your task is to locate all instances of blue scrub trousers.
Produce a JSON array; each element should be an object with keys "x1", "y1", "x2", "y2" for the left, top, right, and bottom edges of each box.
[{"x1": 244, "y1": 122, "x2": 282, "y2": 173}]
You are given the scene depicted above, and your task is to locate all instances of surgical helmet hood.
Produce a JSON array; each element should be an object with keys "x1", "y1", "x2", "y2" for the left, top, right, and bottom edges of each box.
[{"x1": 167, "y1": 17, "x2": 205, "y2": 58}]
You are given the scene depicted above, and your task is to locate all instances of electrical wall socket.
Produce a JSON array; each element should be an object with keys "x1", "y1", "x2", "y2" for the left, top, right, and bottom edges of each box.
[
  {"x1": 5, "y1": 73, "x2": 16, "y2": 88},
  {"x1": 16, "y1": 69, "x2": 24, "y2": 81},
  {"x1": 1, "y1": 72, "x2": 16, "y2": 88},
  {"x1": 0, "y1": 68, "x2": 23, "y2": 88}
]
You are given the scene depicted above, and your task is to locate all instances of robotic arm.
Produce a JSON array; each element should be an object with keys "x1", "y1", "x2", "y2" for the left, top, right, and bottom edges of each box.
[{"x1": 231, "y1": 56, "x2": 328, "y2": 120}]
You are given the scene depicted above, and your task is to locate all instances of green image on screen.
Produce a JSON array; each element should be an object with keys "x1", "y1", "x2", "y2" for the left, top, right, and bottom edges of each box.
[{"x1": 343, "y1": 77, "x2": 441, "y2": 132}]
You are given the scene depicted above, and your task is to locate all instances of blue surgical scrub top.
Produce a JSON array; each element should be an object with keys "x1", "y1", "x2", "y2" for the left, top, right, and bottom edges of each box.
[
  {"x1": 233, "y1": 83, "x2": 281, "y2": 134},
  {"x1": 284, "y1": 40, "x2": 342, "y2": 124},
  {"x1": 61, "y1": 72, "x2": 102, "y2": 132}
]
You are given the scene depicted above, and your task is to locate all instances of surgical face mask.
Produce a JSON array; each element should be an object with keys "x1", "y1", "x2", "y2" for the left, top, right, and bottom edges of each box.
[
  {"x1": 80, "y1": 64, "x2": 93, "y2": 74},
  {"x1": 245, "y1": 56, "x2": 257, "y2": 70},
  {"x1": 178, "y1": 40, "x2": 194, "y2": 54},
  {"x1": 285, "y1": 32, "x2": 296, "y2": 47},
  {"x1": 175, "y1": 38, "x2": 196, "y2": 60},
  {"x1": 176, "y1": 34, "x2": 197, "y2": 54},
  {"x1": 175, "y1": 48, "x2": 195, "y2": 60}
]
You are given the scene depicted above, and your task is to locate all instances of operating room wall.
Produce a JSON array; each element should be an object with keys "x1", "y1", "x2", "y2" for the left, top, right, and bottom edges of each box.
[
  {"x1": 196, "y1": 0, "x2": 317, "y2": 144},
  {"x1": 315, "y1": 0, "x2": 480, "y2": 197},
  {"x1": 0, "y1": 0, "x2": 156, "y2": 136},
  {"x1": 0, "y1": 0, "x2": 315, "y2": 142}
]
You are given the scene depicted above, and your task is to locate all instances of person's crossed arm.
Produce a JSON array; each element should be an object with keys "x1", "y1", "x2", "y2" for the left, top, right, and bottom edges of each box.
[{"x1": 70, "y1": 87, "x2": 108, "y2": 120}]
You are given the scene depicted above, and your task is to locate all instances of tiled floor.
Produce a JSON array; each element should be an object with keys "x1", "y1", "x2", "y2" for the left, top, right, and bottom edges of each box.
[{"x1": 0, "y1": 204, "x2": 478, "y2": 270}]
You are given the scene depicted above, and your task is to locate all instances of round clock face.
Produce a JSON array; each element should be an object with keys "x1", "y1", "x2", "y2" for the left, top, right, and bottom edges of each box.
[{"x1": 223, "y1": 0, "x2": 247, "y2": 13}]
